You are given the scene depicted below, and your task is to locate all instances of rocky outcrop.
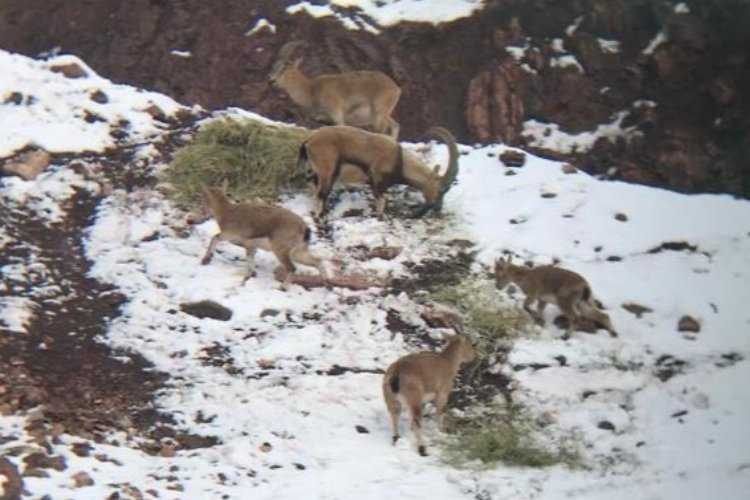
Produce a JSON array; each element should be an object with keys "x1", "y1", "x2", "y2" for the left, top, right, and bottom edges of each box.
[{"x1": 0, "y1": 0, "x2": 748, "y2": 197}]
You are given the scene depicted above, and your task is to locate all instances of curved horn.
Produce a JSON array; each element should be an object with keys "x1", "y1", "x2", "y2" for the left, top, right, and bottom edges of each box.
[
  {"x1": 426, "y1": 126, "x2": 459, "y2": 200},
  {"x1": 270, "y1": 40, "x2": 305, "y2": 77}
]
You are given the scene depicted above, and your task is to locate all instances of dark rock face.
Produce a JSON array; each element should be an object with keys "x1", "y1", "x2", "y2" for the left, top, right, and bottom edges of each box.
[{"x1": 0, "y1": 0, "x2": 748, "y2": 197}]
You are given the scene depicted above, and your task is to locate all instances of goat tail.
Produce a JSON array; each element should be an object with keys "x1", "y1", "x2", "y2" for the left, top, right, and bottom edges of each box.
[{"x1": 389, "y1": 370, "x2": 400, "y2": 394}]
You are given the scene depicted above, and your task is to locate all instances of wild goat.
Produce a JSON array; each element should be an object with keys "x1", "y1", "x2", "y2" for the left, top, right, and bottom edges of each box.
[
  {"x1": 382, "y1": 335, "x2": 476, "y2": 456},
  {"x1": 269, "y1": 41, "x2": 401, "y2": 138},
  {"x1": 297, "y1": 125, "x2": 459, "y2": 219},
  {"x1": 200, "y1": 184, "x2": 328, "y2": 289},
  {"x1": 494, "y1": 256, "x2": 617, "y2": 337}
]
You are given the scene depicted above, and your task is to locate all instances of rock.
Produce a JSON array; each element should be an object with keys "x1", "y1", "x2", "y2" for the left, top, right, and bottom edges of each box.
[
  {"x1": 259, "y1": 442, "x2": 272, "y2": 453},
  {"x1": 89, "y1": 90, "x2": 109, "y2": 104},
  {"x1": 72, "y1": 471, "x2": 94, "y2": 488},
  {"x1": 2, "y1": 149, "x2": 52, "y2": 180},
  {"x1": 159, "y1": 442, "x2": 177, "y2": 458},
  {"x1": 540, "y1": 192, "x2": 557, "y2": 199},
  {"x1": 466, "y1": 60, "x2": 525, "y2": 144},
  {"x1": 614, "y1": 212, "x2": 628, "y2": 222},
  {"x1": 622, "y1": 302, "x2": 653, "y2": 318},
  {"x1": 256, "y1": 358, "x2": 275, "y2": 369},
  {"x1": 0, "y1": 457, "x2": 24, "y2": 500},
  {"x1": 354, "y1": 425, "x2": 369, "y2": 434},
  {"x1": 49, "y1": 62, "x2": 88, "y2": 78},
  {"x1": 677, "y1": 315, "x2": 700, "y2": 333},
  {"x1": 499, "y1": 150, "x2": 526, "y2": 168},
  {"x1": 597, "y1": 420, "x2": 615, "y2": 431},
  {"x1": 3, "y1": 91, "x2": 23, "y2": 105},
  {"x1": 367, "y1": 246, "x2": 402, "y2": 261},
  {"x1": 143, "y1": 104, "x2": 167, "y2": 121},
  {"x1": 260, "y1": 308, "x2": 280, "y2": 318},
  {"x1": 22, "y1": 452, "x2": 67, "y2": 471},
  {"x1": 22, "y1": 467, "x2": 49, "y2": 478},
  {"x1": 561, "y1": 163, "x2": 577, "y2": 174},
  {"x1": 71, "y1": 442, "x2": 93, "y2": 457},
  {"x1": 179, "y1": 300, "x2": 233, "y2": 321}
]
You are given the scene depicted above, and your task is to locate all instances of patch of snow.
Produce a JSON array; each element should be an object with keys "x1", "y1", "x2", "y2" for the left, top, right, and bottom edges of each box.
[
  {"x1": 505, "y1": 45, "x2": 527, "y2": 61},
  {"x1": 633, "y1": 99, "x2": 657, "y2": 108},
  {"x1": 245, "y1": 18, "x2": 277, "y2": 36},
  {"x1": 565, "y1": 15, "x2": 584, "y2": 36},
  {"x1": 0, "y1": 296, "x2": 36, "y2": 333},
  {"x1": 0, "y1": 50, "x2": 186, "y2": 157},
  {"x1": 287, "y1": 0, "x2": 484, "y2": 29},
  {"x1": 643, "y1": 31, "x2": 668, "y2": 55},
  {"x1": 551, "y1": 38, "x2": 566, "y2": 53},
  {"x1": 550, "y1": 54, "x2": 584, "y2": 72},
  {"x1": 170, "y1": 50, "x2": 192, "y2": 58},
  {"x1": 674, "y1": 2, "x2": 690, "y2": 14},
  {"x1": 523, "y1": 110, "x2": 638, "y2": 154},
  {"x1": 598, "y1": 38, "x2": 621, "y2": 54}
]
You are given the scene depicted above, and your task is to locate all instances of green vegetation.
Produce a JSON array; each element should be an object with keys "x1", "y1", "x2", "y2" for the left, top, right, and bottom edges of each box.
[
  {"x1": 442, "y1": 404, "x2": 582, "y2": 469},
  {"x1": 162, "y1": 117, "x2": 310, "y2": 208}
]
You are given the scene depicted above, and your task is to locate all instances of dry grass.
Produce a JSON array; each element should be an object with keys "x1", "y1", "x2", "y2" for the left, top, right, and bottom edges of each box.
[{"x1": 162, "y1": 117, "x2": 310, "y2": 208}]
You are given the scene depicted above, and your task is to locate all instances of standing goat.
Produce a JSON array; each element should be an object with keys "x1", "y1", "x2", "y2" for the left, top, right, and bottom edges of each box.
[
  {"x1": 382, "y1": 335, "x2": 476, "y2": 456},
  {"x1": 494, "y1": 256, "x2": 617, "y2": 337},
  {"x1": 200, "y1": 185, "x2": 328, "y2": 289},
  {"x1": 269, "y1": 41, "x2": 401, "y2": 138},
  {"x1": 297, "y1": 125, "x2": 459, "y2": 219}
]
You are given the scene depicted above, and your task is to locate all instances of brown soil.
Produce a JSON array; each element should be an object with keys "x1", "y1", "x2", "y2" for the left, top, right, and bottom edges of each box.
[{"x1": 1, "y1": 0, "x2": 748, "y2": 197}]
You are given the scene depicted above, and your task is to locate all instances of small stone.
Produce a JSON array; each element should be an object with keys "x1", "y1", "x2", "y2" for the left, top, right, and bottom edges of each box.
[
  {"x1": 49, "y1": 61, "x2": 88, "y2": 78},
  {"x1": 499, "y1": 150, "x2": 526, "y2": 167},
  {"x1": 180, "y1": 300, "x2": 233, "y2": 321},
  {"x1": 561, "y1": 163, "x2": 577, "y2": 174},
  {"x1": 90, "y1": 90, "x2": 109, "y2": 104},
  {"x1": 159, "y1": 442, "x2": 177, "y2": 458},
  {"x1": 597, "y1": 421, "x2": 615, "y2": 431},
  {"x1": 367, "y1": 246, "x2": 402, "y2": 261},
  {"x1": 143, "y1": 104, "x2": 167, "y2": 121},
  {"x1": 23, "y1": 452, "x2": 67, "y2": 471},
  {"x1": 71, "y1": 442, "x2": 93, "y2": 457},
  {"x1": 2, "y1": 148, "x2": 52, "y2": 180},
  {"x1": 256, "y1": 358, "x2": 275, "y2": 369},
  {"x1": 622, "y1": 302, "x2": 653, "y2": 318},
  {"x1": 293, "y1": 463, "x2": 306, "y2": 470},
  {"x1": 259, "y1": 442, "x2": 272, "y2": 453},
  {"x1": 260, "y1": 308, "x2": 280, "y2": 319},
  {"x1": 540, "y1": 192, "x2": 557, "y2": 198},
  {"x1": 677, "y1": 315, "x2": 700, "y2": 333},
  {"x1": 72, "y1": 471, "x2": 94, "y2": 487},
  {"x1": 355, "y1": 425, "x2": 369, "y2": 434},
  {"x1": 4, "y1": 91, "x2": 23, "y2": 105},
  {"x1": 606, "y1": 255, "x2": 622, "y2": 262},
  {"x1": 614, "y1": 212, "x2": 628, "y2": 222}
]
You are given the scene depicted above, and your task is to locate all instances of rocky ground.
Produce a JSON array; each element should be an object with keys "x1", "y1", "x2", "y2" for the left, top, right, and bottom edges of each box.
[{"x1": 1, "y1": 0, "x2": 748, "y2": 196}]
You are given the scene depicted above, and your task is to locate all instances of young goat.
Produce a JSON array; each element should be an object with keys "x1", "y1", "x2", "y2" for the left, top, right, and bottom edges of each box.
[
  {"x1": 382, "y1": 335, "x2": 476, "y2": 456},
  {"x1": 200, "y1": 185, "x2": 328, "y2": 289},
  {"x1": 297, "y1": 125, "x2": 459, "y2": 219},
  {"x1": 269, "y1": 41, "x2": 401, "y2": 138},
  {"x1": 494, "y1": 256, "x2": 617, "y2": 337}
]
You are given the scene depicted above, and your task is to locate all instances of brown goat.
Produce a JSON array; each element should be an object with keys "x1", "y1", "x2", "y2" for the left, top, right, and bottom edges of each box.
[
  {"x1": 297, "y1": 125, "x2": 459, "y2": 219},
  {"x1": 200, "y1": 185, "x2": 328, "y2": 289},
  {"x1": 382, "y1": 335, "x2": 476, "y2": 456},
  {"x1": 269, "y1": 41, "x2": 401, "y2": 138},
  {"x1": 494, "y1": 256, "x2": 617, "y2": 337}
]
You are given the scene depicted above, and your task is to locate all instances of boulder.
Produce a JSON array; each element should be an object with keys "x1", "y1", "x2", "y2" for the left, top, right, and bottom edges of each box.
[{"x1": 2, "y1": 149, "x2": 52, "y2": 180}]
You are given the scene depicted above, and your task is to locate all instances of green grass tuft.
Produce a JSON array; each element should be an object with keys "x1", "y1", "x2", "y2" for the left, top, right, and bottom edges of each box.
[
  {"x1": 162, "y1": 117, "x2": 310, "y2": 208},
  {"x1": 442, "y1": 404, "x2": 582, "y2": 469}
]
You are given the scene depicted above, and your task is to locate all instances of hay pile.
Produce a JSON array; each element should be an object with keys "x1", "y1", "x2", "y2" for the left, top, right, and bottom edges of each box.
[{"x1": 163, "y1": 117, "x2": 310, "y2": 208}]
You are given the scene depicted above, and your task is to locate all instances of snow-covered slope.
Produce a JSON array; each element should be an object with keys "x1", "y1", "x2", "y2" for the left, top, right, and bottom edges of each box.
[{"x1": 2, "y1": 48, "x2": 749, "y2": 499}]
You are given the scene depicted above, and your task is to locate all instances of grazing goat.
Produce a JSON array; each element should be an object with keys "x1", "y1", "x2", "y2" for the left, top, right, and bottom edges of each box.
[
  {"x1": 269, "y1": 41, "x2": 401, "y2": 138},
  {"x1": 297, "y1": 125, "x2": 459, "y2": 219},
  {"x1": 200, "y1": 185, "x2": 328, "y2": 289},
  {"x1": 494, "y1": 256, "x2": 617, "y2": 337},
  {"x1": 382, "y1": 335, "x2": 476, "y2": 456}
]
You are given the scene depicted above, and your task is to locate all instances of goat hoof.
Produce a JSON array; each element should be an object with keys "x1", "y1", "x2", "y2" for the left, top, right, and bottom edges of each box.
[
  {"x1": 609, "y1": 331, "x2": 619, "y2": 338},
  {"x1": 392, "y1": 435, "x2": 399, "y2": 445},
  {"x1": 418, "y1": 445, "x2": 428, "y2": 457},
  {"x1": 200, "y1": 257, "x2": 211, "y2": 265}
]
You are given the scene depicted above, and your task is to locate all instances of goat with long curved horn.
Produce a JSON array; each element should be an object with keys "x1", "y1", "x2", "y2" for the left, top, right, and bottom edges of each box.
[{"x1": 296, "y1": 125, "x2": 460, "y2": 219}]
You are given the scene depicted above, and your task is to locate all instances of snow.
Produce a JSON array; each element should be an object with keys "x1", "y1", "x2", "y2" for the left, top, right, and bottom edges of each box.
[
  {"x1": 549, "y1": 55, "x2": 584, "y2": 73},
  {"x1": 286, "y1": 0, "x2": 484, "y2": 28},
  {"x1": 170, "y1": 50, "x2": 192, "y2": 58},
  {"x1": 0, "y1": 50, "x2": 186, "y2": 158},
  {"x1": 598, "y1": 38, "x2": 621, "y2": 54},
  {"x1": 505, "y1": 45, "x2": 527, "y2": 61},
  {"x1": 565, "y1": 16, "x2": 583, "y2": 37},
  {"x1": 523, "y1": 110, "x2": 639, "y2": 154},
  {"x1": 245, "y1": 18, "x2": 277, "y2": 36},
  {"x1": 2, "y1": 44, "x2": 750, "y2": 500},
  {"x1": 643, "y1": 31, "x2": 668, "y2": 55},
  {"x1": 674, "y1": 3, "x2": 690, "y2": 14},
  {"x1": 0, "y1": 296, "x2": 36, "y2": 333}
]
